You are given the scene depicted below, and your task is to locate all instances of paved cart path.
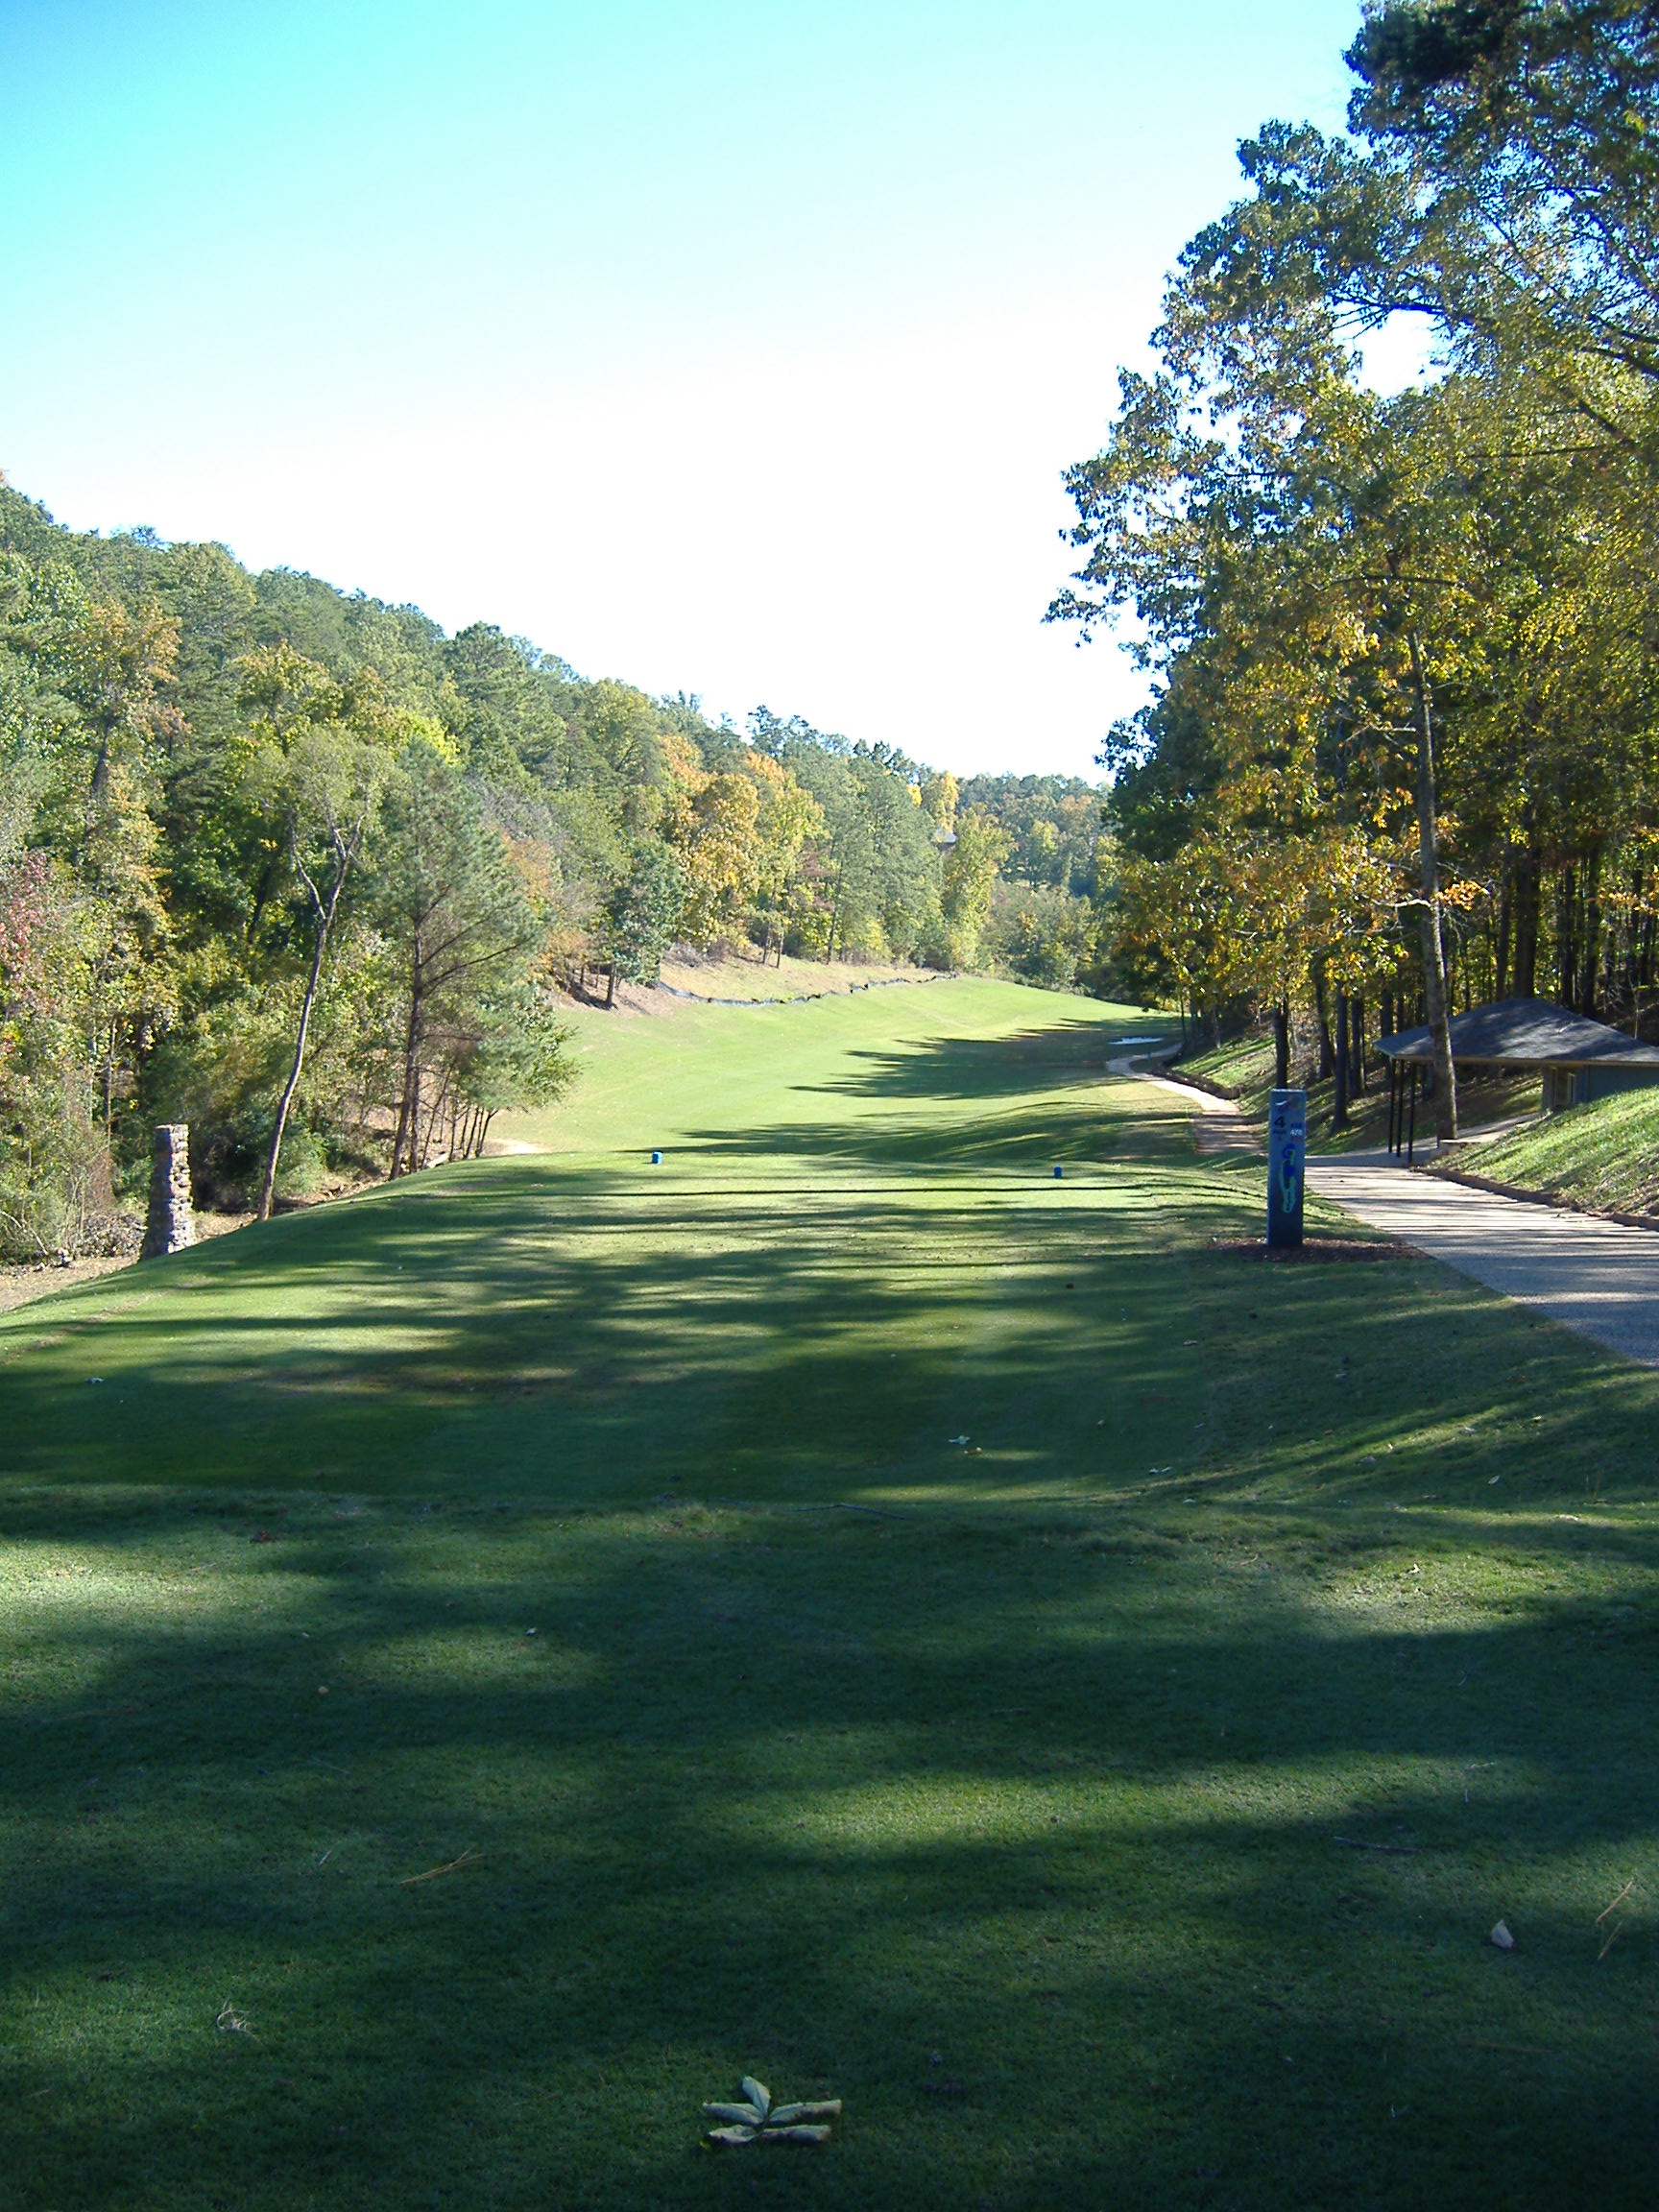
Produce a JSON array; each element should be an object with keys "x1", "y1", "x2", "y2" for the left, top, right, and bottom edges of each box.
[
  {"x1": 1113, "y1": 1062, "x2": 1261, "y2": 1156},
  {"x1": 1306, "y1": 1150, "x2": 1659, "y2": 1367}
]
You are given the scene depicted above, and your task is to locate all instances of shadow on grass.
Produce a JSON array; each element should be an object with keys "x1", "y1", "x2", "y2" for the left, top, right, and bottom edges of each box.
[
  {"x1": 3, "y1": 1493, "x2": 1659, "y2": 2209},
  {"x1": 802, "y1": 1018, "x2": 1168, "y2": 1105},
  {"x1": 0, "y1": 1116, "x2": 1653, "y2": 1518}
]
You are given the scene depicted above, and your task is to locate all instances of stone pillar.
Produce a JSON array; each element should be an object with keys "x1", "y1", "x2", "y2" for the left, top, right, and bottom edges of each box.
[{"x1": 140, "y1": 1124, "x2": 196, "y2": 1259}]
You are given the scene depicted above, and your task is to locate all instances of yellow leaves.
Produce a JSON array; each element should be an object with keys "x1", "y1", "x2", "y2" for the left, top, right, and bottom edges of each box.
[
  {"x1": 663, "y1": 748, "x2": 827, "y2": 942},
  {"x1": 236, "y1": 643, "x2": 346, "y2": 733},
  {"x1": 1438, "y1": 875, "x2": 1485, "y2": 914},
  {"x1": 674, "y1": 771, "x2": 763, "y2": 943},
  {"x1": 922, "y1": 772, "x2": 959, "y2": 834},
  {"x1": 1118, "y1": 818, "x2": 1403, "y2": 1005},
  {"x1": 940, "y1": 808, "x2": 1010, "y2": 950}
]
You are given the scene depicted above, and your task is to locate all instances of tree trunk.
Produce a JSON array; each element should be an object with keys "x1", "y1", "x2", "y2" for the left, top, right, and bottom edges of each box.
[
  {"x1": 1333, "y1": 990, "x2": 1350, "y2": 1130},
  {"x1": 1557, "y1": 865, "x2": 1576, "y2": 1006},
  {"x1": 1512, "y1": 854, "x2": 1540, "y2": 998},
  {"x1": 825, "y1": 860, "x2": 846, "y2": 965},
  {"x1": 258, "y1": 879, "x2": 341, "y2": 1221},
  {"x1": 1351, "y1": 994, "x2": 1365, "y2": 1095},
  {"x1": 1314, "y1": 965, "x2": 1335, "y2": 1079},
  {"x1": 418, "y1": 1062, "x2": 453, "y2": 1169},
  {"x1": 391, "y1": 951, "x2": 424, "y2": 1178},
  {"x1": 1580, "y1": 845, "x2": 1602, "y2": 1017},
  {"x1": 1407, "y1": 626, "x2": 1456, "y2": 1140},
  {"x1": 1495, "y1": 866, "x2": 1513, "y2": 999},
  {"x1": 605, "y1": 963, "x2": 615, "y2": 1008},
  {"x1": 1272, "y1": 998, "x2": 1289, "y2": 1090}
]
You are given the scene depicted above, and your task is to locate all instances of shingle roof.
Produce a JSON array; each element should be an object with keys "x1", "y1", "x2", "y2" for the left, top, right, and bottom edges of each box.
[{"x1": 1379, "y1": 997, "x2": 1659, "y2": 1069}]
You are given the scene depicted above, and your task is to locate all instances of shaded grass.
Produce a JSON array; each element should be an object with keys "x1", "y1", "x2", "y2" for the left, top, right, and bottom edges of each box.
[{"x1": 3, "y1": 979, "x2": 1659, "y2": 2209}]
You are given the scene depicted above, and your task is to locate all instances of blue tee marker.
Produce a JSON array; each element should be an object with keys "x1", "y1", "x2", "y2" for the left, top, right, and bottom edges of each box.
[
  {"x1": 1266, "y1": 1090, "x2": 1306, "y2": 1247},
  {"x1": 651, "y1": 1150, "x2": 662, "y2": 1165},
  {"x1": 1053, "y1": 1165, "x2": 1064, "y2": 1179}
]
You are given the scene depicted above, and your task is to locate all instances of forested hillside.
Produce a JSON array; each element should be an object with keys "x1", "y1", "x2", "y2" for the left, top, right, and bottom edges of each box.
[
  {"x1": 0, "y1": 482, "x2": 1107, "y2": 1255},
  {"x1": 1052, "y1": 0, "x2": 1659, "y2": 1135}
]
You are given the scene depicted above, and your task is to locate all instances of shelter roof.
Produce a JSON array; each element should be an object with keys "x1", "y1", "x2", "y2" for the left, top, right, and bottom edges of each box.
[{"x1": 1379, "y1": 997, "x2": 1659, "y2": 1070}]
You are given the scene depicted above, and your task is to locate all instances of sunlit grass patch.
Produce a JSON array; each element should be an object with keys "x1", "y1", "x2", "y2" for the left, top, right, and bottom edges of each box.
[{"x1": 1459, "y1": 1084, "x2": 1659, "y2": 1214}]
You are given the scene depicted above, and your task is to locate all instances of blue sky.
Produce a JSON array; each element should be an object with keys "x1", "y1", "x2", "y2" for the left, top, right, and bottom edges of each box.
[{"x1": 1, "y1": 1, "x2": 1368, "y2": 775}]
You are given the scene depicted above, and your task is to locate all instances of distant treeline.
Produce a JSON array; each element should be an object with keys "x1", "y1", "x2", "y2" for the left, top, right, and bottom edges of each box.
[{"x1": 0, "y1": 481, "x2": 1110, "y2": 1254}]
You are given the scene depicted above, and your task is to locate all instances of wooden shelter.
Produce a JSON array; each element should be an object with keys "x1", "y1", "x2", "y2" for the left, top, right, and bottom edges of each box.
[{"x1": 1378, "y1": 997, "x2": 1659, "y2": 1159}]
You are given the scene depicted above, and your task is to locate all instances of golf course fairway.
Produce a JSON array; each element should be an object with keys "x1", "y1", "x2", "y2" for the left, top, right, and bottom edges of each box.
[{"x1": 3, "y1": 977, "x2": 1657, "y2": 2209}]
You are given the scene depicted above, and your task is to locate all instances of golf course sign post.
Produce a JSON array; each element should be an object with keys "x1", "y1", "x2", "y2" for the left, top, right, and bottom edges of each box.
[{"x1": 1267, "y1": 1087, "x2": 1306, "y2": 1249}]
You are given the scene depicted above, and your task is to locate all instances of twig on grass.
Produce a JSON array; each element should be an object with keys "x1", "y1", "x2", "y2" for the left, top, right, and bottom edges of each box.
[
  {"x1": 1334, "y1": 1836, "x2": 1418, "y2": 1855},
  {"x1": 1597, "y1": 1875, "x2": 1637, "y2": 1959},
  {"x1": 1596, "y1": 1876, "x2": 1636, "y2": 1924},
  {"x1": 399, "y1": 1848, "x2": 484, "y2": 1886}
]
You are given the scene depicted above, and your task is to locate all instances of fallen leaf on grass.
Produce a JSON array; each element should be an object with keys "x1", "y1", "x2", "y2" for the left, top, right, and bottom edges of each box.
[
  {"x1": 1490, "y1": 1920, "x2": 1515, "y2": 1951},
  {"x1": 702, "y1": 2079, "x2": 840, "y2": 2148},
  {"x1": 215, "y1": 2001, "x2": 256, "y2": 2036}
]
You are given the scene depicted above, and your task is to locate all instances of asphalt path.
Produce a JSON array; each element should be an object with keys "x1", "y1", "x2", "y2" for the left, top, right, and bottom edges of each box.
[
  {"x1": 1306, "y1": 1149, "x2": 1659, "y2": 1367},
  {"x1": 1113, "y1": 1063, "x2": 1260, "y2": 1155}
]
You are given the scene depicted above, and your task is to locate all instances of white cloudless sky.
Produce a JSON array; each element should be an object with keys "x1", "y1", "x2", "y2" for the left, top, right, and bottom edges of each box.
[{"x1": 0, "y1": 0, "x2": 1369, "y2": 777}]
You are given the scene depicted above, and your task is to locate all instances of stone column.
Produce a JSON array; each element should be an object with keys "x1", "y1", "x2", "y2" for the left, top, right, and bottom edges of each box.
[{"x1": 140, "y1": 1123, "x2": 196, "y2": 1259}]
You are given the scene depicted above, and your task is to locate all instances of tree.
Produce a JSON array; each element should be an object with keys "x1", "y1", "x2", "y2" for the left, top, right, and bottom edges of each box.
[
  {"x1": 237, "y1": 646, "x2": 405, "y2": 1218},
  {"x1": 1350, "y1": 0, "x2": 1659, "y2": 397},
  {"x1": 745, "y1": 752, "x2": 825, "y2": 964},
  {"x1": 673, "y1": 769, "x2": 762, "y2": 944},
  {"x1": 599, "y1": 843, "x2": 688, "y2": 998},
  {"x1": 940, "y1": 808, "x2": 1010, "y2": 968},
  {"x1": 425, "y1": 982, "x2": 575, "y2": 1162},
  {"x1": 374, "y1": 740, "x2": 542, "y2": 1175}
]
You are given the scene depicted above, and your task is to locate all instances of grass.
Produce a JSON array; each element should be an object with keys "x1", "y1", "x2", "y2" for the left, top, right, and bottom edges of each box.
[
  {"x1": 1455, "y1": 1086, "x2": 1659, "y2": 1217},
  {"x1": 4, "y1": 977, "x2": 1659, "y2": 2209}
]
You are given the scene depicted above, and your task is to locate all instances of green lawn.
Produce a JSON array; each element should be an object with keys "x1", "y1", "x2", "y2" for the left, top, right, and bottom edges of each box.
[
  {"x1": 1456, "y1": 1085, "x2": 1659, "y2": 1217},
  {"x1": 4, "y1": 978, "x2": 1658, "y2": 2209}
]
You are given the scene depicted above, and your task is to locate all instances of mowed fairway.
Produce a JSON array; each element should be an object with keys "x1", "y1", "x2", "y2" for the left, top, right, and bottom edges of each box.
[{"x1": 4, "y1": 977, "x2": 1659, "y2": 2210}]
